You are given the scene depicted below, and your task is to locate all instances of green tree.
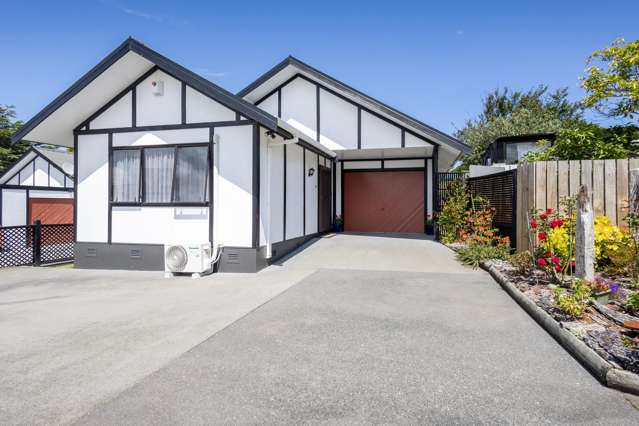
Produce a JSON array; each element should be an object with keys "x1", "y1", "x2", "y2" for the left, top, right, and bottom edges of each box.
[
  {"x1": 581, "y1": 38, "x2": 639, "y2": 120},
  {"x1": 0, "y1": 105, "x2": 29, "y2": 174},
  {"x1": 522, "y1": 124, "x2": 639, "y2": 162},
  {"x1": 455, "y1": 86, "x2": 583, "y2": 169}
]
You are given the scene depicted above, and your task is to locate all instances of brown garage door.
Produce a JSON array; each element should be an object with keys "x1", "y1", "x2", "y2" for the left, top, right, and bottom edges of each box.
[
  {"x1": 344, "y1": 170, "x2": 424, "y2": 233},
  {"x1": 28, "y1": 198, "x2": 74, "y2": 225}
]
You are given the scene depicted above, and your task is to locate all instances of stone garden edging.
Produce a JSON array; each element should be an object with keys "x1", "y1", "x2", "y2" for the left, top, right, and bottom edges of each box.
[{"x1": 480, "y1": 259, "x2": 639, "y2": 396}]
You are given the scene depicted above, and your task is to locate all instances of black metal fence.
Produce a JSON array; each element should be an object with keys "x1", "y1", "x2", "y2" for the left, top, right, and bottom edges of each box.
[
  {"x1": 0, "y1": 221, "x2": 74, "y2": 268},
  {"x1": 467, "y1": 170, "x2": 517, "y2": 247}
]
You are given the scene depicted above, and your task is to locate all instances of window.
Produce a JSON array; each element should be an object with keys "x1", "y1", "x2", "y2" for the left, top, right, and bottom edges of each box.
[
  {"x1": 505, "y1": 141, "x2": 545, "y2": 164},
  {"x1": 112, "y1": 150, "x2": 141, "y2": 202},
  {"x1": 111, "y1": 144, "x2": 209, "y2": 205}
]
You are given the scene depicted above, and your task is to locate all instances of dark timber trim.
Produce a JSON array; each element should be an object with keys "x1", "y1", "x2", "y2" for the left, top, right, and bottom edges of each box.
[
  {"x1": 75, "y1": 119, "x2": 253, "y2": 135},
  {"x1": 131, "y1": 86, "x2": 137, "y2": 127},
  {"x1": 25, "y1": 188, "x2": 30, "y2": 225},
  {"x1": 252, "y1": 124, "x2": 260, "y2": 248},
  {"x1": 432, "y1": 146, "x2": 439, "y2": 213},
  {"x1": 357, "y1": 108, "x2": 362, "y2": 149},
  {"x1": 107, "y1": 133, "x2": 113, "y2": 243},
  {"x1": 0, "y1": 147, "x2": 74, "y2": 186},
  {"x1": 316, "y1": 152, "x2": 320, "y2": 233},
  {"x1": 181, "y1": 81, "x2": 187, "y2": 124},
  {"x1": 75, "y1": 66, "x2": 159, "y2": 131},
  {"x1": 209, "y1": 127, "x2": 215, "y2": 245},
  {"x1": 0, "y1": 185, "x2": 73, "y2": 192},
  {"x1": 13, "y1": 37, "x2": 282, "y2": 144},
  {"x1": 252, "y1": 73, "x2": 441, "y2": 150},
  {"x1": 401, "y1": 129, "x2": 406, "y2": 148},
  {"x1": 332, "y1": 159, "x2": 336, "y2": 226},
  {"x1": 238, "y1": 56, "x2": 470, "y2": 153}
]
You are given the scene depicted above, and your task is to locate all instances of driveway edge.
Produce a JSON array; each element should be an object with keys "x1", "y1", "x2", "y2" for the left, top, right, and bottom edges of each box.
[{"x1": 480, "y1": 260, "x2": 639, "y2": 396}]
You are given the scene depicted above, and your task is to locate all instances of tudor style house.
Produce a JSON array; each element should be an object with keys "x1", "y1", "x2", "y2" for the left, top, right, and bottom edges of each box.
[
  {"x1": 0, "y1": 147, "x2": 74, "y2": 227},
  {"x1": 11, "y1": 38, "x2": 469, "y2": 272}
]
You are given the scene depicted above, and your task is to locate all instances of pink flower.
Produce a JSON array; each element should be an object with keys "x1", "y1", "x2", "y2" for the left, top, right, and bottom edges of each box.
[
  {"x1": 555, "y1": 265, "x2": 562, "y2": 272},
  {"x1": 537, "y1": 258, "x2": 547, "y2": 267},
  {"x1": 551, "y1": 256, "x2": 561, "y2": 265}
]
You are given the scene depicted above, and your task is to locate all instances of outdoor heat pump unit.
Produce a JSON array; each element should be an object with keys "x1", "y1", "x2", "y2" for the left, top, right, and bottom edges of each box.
[{"x1": 164, "y1": 243, "x2": 214, "y2": 278}]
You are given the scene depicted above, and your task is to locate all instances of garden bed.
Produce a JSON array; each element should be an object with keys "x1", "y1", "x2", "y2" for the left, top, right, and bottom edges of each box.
[{"x1": 448, "y1": 242, "x2": 639, "y2": 394}]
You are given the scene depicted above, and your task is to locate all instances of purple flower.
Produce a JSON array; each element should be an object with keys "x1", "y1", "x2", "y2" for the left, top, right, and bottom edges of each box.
[{"x1": 609, "y1": 283, "x2": 620, "y2": 295}]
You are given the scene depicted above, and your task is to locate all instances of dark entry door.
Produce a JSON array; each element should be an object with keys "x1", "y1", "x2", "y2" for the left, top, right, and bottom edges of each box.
[
  {"x1": 318, "y1": 165, "x2": 332, "y2": 232},
  {"x1": 344, "y1": 170, "x2": 424, "y2": 233}
]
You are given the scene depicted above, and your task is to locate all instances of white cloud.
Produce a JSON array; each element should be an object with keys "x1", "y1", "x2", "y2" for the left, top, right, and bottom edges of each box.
[
  {"x1": 193, "y1": 68, "x2": 228, "y2": 80},
  {"x1": 100, "y1": 1, "x2": 189, "y2": 26}
]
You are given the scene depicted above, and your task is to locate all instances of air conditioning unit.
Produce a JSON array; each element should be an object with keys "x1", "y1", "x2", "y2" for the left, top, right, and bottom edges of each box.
[{"x1": 164, "y1": 243, "x2": 212, "y2": 278}]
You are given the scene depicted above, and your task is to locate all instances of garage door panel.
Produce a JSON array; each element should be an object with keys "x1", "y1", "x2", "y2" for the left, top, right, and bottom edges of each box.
[
  {"x1": 28, "y1": 198, "x2": 74, "y2": 225},
  {"x1": 344, "y1": 171, "x2": 424, "y2": 233}
]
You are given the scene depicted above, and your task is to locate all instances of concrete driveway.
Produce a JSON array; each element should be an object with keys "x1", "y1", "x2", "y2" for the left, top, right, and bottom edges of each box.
[{"x1": 1, "y1": 234, "x2": 639, "y2": 424}]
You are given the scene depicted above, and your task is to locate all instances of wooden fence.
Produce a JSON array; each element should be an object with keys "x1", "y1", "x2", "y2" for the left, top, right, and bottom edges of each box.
[{"x1": 516, "y1": 159, "x2": 639, "y2": 251}]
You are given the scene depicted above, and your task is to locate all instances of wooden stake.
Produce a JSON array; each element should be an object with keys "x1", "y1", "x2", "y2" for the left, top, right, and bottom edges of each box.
[{"x1": 575, "y1": 185, "x2": 594, "y2": 280}]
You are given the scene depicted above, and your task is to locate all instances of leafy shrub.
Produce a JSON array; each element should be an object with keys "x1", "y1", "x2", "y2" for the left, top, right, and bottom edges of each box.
[
  {"x1": 437, "y1": 181, "x2": 468, "y2": 244},
  {"x1": 456, "y1": 241, "x2": 510, "y2": 268},
  {"x1": 510, "y1": 251, "x2": 534, "y2": 275},
  {"x1": 624, "y1": 293, "x2": 639, "y2": 316},
  {"x1": 553, "y1": 280, "x2": 592, "y2": 318},
  {"x1": 594, "y1": 216, "x2": 631, "y2": 268}
]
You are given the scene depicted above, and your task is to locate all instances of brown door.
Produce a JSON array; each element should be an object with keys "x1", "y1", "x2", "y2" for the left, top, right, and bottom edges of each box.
[
  {"x1": 318, "y1": 165, "x2": 332, "y2": 232},
  {"x1": 28, "y1": 198, "x2": 74, "y2": 225},
  {"x1": 344, "y1": 170, "x2": 424, "y2": 233}
]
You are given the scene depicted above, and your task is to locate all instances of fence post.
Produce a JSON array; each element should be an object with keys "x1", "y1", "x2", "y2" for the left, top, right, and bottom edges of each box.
[
  {"x1": 575, "y1": 185, "x2": 594, "y2": 280},
  {"x1": 33, "y1": 219, "x2": 42, "y2": 267}
]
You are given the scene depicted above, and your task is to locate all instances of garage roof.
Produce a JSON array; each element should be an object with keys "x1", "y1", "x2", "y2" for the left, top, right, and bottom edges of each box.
[
  {"x1": 237, "y1": 56, "x2": 471, "y2": 155},
  {"x1": 11, "y1": 38, "x2": 286, "y2": 147}
]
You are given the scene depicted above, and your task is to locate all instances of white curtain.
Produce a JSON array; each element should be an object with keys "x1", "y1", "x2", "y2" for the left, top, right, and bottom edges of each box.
[
  {"x1": 112, "y1": 150, "x2": 140, "y2": 202},
  {"x1": 174, "y1": 146, "x2": 208, "y2": 203},
  {"x1": 144, "y1": 148, "x2": 175, "y2": 203}
]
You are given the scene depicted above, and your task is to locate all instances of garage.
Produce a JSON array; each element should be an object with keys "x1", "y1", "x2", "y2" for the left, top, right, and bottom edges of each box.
[
  {"x1": 343, "y1": 170, "x2": 424, "y2": 233},
  {"x1": 28, "y1": 198, "x2": 74, "y2": 225}
]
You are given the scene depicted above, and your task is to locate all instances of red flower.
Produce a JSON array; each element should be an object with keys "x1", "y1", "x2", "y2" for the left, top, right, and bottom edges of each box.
[
  {"x1": 537, "y1": 232, "x2": 547, "y2": 240},
  {"x1": 550, "y1": 219, "x2": 565, "y2": 228},
  {"x1": 537, "y1": 258, "x2": 547, "y2": 267},
  {"x1": 554, "y1": 265, "x2": 562, "y2": 272},
  {"x1": 540, "y1": 213, "x2": 548, "y2": 220},
  {"x1": 545, "y1": 251, "x2": 553, "y2": 258},
  {"x1": 546, "y1": 208, "x2": 554, "y2": 215},
  {"x1": 551, "y1": 256, "x2": 560, "y2": 265},
  {"x1": 529, "y1": 219, "x2": 538, "y2": 229}
]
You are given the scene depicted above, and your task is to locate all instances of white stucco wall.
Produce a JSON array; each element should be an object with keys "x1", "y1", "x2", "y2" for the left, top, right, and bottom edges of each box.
[
  {"x1": 385, "y1": 159, "x2": 425, "y2": 168},
  {"x1": 34, "y1": 157, "x2": 49, "y2": 186},
  {"x1": 361, "y1": 110, "x2": 402, "y2": 149},
  {"x1": 319, "y1": 89, "x2": 358, "y2": 150},
  {"x1": 49, "y1": 166, "x2": 65, "y2": 187},
  {"x1": 268, "y1": 143, "x2": 284, "y2": 244},
  {"x1": 136, "y1": 70, "x2": 181, "y2": 126},
  {"x1": 19, "y1": 161, "x2": 34, "y2": 186},
  {"x1": 111, "y1": 207, "x2": 209, "y2": 244},
  {"x1": 405, "y1": 132, "x2": 429, "y2": 147},
  {"x1": 343, "y1": 161, "x2": 382, "y2": 170},
  {"x1": 29, "y1": 190, "x2": 73, "y2": 199},
  {"x1": 281, "y1": 77, "x2": 317, "y2": 140},
  {"x1": 258, "y1": 92, "x2": 278, "y2": 117},
  {"x1": 1, "y1": 189, "x2": 26, "y2": 226},
  {"x1": 186, "y1": 86, "x2": 236, "y2": 123},
  {"x1": 285, "y1": 144, "x2": 304, "y2": 240},
  {"x1": 91, "y1": 91, "x2": 132, "y2": 129},
  {"x1": 113, "y1": 128, "x2": 209, "y2": 146},
  {"x1": 215, "y1": 125, "x2": 254, "y2": 248},
  {"x1": 77, "y1": 134, "x2": 109, "y2": 242},
  {"x1": 304, "y1": 149, "x2": 318, "y2": 235}
]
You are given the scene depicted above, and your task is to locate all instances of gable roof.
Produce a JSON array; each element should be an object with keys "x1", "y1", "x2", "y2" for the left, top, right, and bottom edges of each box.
[
  {"x1": 12, "y1": 38, "x2": 288, "y2": 147},
  {"x1": 0, "y1": 146, "x2": 74, "y2": 185},
  {"x1": 238, "y1": 56, "x2": 470, "y2": 154}
]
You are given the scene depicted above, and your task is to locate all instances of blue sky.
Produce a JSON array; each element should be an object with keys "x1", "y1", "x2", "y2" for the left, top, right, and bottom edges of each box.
[{"x1": 2, "y1": 0, "x2": 638, "y2": 135}]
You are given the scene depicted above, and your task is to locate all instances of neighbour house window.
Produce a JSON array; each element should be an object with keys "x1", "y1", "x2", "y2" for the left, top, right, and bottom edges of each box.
[
  {"x1": 505, "y1": 141, "x2": 545, "y2": 164},
  {"x1": 111, "y1": 144, "x2": 209, "y2": 205}
]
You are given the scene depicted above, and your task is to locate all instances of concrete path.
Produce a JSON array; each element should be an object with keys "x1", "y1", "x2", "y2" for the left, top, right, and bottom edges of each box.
[
  {"x1": 78, "y1": 236, "x2": 639, "y2": 425},
  {"x1": 0, "y1": 265, "x2": 313, "y2": 425},
  {"x1": 2, "y1": 234, "x2": 638, "y2": 424}
]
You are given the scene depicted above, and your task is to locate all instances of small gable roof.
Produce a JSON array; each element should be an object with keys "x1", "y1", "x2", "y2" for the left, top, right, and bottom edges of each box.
[
  {"x1": 237, "y1": 56, "x2": 470, "y2": 154},
  {"x1": 12, "y1": 38, "x2": 287, "y2": 147},
  {"x1": 0, "y1": 146, "x2": 73, "y2": 185}
]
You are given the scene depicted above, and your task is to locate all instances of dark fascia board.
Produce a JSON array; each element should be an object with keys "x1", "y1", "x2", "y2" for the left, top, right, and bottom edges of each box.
[
  {"x1": 237, "y1": 55, "x2": 471, "y2": 154},
  {"x1": 0, "y1": 146, "x2": 38, "y2": 182},
  {"x1": 493, "y1": 133, "x2": 557, "y2": 143},
  {"x1": 12, "y1": 37, "x2": 280, "y2": 144}
]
